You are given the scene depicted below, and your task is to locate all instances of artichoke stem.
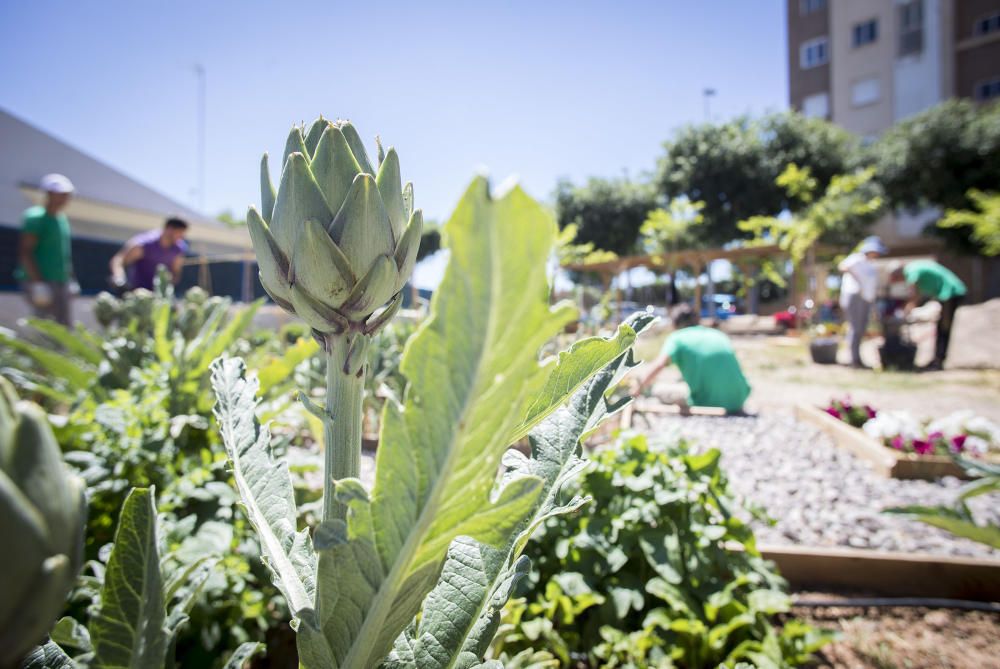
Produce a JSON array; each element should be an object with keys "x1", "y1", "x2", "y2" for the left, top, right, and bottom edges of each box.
[{"x1": 322, "y1": 333, "x2": 365, "y2": 521}]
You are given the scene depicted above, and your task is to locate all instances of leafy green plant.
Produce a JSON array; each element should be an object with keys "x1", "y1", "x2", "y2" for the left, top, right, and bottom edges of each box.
[
  {"x1": 491, "y1": 433, "x2": 832, "y2": 668},
  {"x1": 887, "y1": 457, "x2": 1000, "y2": 548},
  {"x1": 216, "y1": 116, "x2": 649, "y2": 668},
  {"x1": 0, "y1": 378, "x2": 86, "y2": 669},
  {"x1": 937, "y1": 189, "x2": 1000, "y2": 256},
  {"x1": 22, "y1": 487, "x2": 263, "y2": 669}
]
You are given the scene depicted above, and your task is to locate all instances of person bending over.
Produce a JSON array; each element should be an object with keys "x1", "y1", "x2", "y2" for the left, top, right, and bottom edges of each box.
[
  {"x1": 889, "y1": 259, "x2": 966, "y2": 371},
  {"x1": 110, "y1": 217, "x2": 189, "y2": 291},
  {"x1": 632, "y1": 305, "x2": 751, "y2": 415}
]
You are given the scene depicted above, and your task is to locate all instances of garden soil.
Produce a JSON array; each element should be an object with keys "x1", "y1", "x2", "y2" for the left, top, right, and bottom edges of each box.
[{"x1": 792, "y1": 601, "x2": 1000, "y2": 669}]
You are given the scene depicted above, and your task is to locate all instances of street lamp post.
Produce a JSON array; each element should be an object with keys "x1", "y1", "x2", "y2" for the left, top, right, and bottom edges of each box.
[{"x1": 703, "y1": 87, "x2": 716, "y2": 121}]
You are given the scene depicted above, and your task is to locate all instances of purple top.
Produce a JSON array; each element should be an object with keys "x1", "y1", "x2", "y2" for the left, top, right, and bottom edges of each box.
[{"x1": 128, "y1": 229, "x2": 188, "y2": 290}]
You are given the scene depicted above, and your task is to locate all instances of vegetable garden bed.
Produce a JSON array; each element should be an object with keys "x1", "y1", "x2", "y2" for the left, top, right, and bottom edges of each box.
[{"x1": 795, "y1": 404, "x2": 987, "y2": 480}]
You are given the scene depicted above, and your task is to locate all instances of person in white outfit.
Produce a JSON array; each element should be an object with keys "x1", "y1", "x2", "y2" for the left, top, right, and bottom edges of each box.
[{"x1": 838, "y1": 236, "x2": 887, "y2": 368}]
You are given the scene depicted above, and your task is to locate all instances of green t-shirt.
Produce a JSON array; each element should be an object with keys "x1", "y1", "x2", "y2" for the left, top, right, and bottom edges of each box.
[
  {"x1": 18, "y1": 206, "x2": 72, "y2": 282},
  {"x1": 903, "y1": 260, "x2": 966, "y2": 301},
  {"x1": 662, "y1": 326, "x2": 750, "y2": 413}
]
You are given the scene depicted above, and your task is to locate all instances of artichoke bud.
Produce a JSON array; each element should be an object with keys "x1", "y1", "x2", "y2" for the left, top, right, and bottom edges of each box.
[
  {"x1": 250, "y1": 118, "x2": 422, "y2": 335},
  {"x1": 0, "y1": 377, "x2": 86, "y2": 667}
]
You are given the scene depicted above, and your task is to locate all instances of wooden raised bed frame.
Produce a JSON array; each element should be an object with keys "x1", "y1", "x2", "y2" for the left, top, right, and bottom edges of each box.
[{"x1": 795, "y1": 403, "x2": 980, "y2": 480}]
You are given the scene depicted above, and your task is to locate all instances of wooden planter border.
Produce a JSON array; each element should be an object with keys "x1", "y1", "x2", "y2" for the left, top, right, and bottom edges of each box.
[
  {"x1": 760, "y1": 543, "x2": 1000, "y2": 602},
  {"x1": 795, "y1": 404, "x2": 974, "y2": 480}
]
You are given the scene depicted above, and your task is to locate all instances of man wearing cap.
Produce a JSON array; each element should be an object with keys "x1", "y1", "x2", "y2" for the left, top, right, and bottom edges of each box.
[
  {"x1": 837, "y1": 236, "x2": 888, "y2": 368},
  {"x1": 109, "y1": 217, "x2": 190, "y2": 291},
  {"x1": 890, "y1": 259, "x2": 967, "y2": 371},
  {"x1": 16, "y1": 174, "x2": 77, "y2": 325}
]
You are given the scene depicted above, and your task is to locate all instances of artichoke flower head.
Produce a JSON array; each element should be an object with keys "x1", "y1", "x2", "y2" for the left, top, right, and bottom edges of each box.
[
  {"x1": 0, "y1": 377, "x2": 86, "y2": 666},
  {"x1": 248, "y1": 117, "x2": 423, "y2": 335}
]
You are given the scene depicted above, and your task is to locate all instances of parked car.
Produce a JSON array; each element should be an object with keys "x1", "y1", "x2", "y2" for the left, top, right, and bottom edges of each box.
[{"x1": 700, "y1": 294, "x2": 739, "y2": 320}]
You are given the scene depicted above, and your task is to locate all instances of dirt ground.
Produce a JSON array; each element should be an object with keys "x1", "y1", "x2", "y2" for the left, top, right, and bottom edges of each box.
[
  {"x1": 793, "y1": 602, "x2": 1000, "y2": 669},
  {"x1": 633, "y1": 328, "x2": 1000, "y2": 423}
]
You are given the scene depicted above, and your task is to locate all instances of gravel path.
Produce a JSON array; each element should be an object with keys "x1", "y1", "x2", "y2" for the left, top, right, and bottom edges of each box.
[{"x1": 636, "y1": 410, "x2": 1000, "y2": 559}]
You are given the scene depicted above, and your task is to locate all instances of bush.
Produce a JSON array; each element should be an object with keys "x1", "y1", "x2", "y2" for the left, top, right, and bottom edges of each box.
[{"x1": 491, "y1": 433, "x2": 831, "y2": 668}]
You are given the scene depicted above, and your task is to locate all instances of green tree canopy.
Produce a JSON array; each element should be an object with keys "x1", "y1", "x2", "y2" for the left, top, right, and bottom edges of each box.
[
  {"x1": 554, "y1": 177, "x2": 657, "y2": 255},
  {"x1": 871, "y1": 99, "x2": 1000, "y2": 253},
  {"x1": 938, "y1": 190, "x2": 1000, "y2": 256},
  {"x1": 655, "y1": 112, "x2": 860, "y2": 245}
]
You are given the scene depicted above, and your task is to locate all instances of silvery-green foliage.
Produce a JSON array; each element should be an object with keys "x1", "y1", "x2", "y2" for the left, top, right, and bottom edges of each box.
[
  {"x1": 0, "y1": 377, "x2": 86, "y2": 668},
  {"x1": 213, "y1": 174, "x2": 646, "y2": 667}
]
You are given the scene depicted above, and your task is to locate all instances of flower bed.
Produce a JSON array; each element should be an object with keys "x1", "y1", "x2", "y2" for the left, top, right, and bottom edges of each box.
[{"x1": 799, "y1": 399, "x2": 1000, "y2": 480}]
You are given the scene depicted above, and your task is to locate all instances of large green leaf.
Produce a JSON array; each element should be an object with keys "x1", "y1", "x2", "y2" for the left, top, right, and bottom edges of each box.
[
  {"x1": 222, "y1": 642, "x2": 265, "y2": 669},
  {"x1": 256, "y1": 336, "x2": 320, "y2": 397},
  {"x1": 385, "y1": 313, "x2": 654, "y2": 669},
  {"x1": 90, "y1": 487, "x2": 167, "y2": 669},
  {"x1": 19, "y1": 640, "x2": 76, "y2": 669},
  {"x1": 24, "y1": 318, "x2": 103, "y2": 365},
  {"x1": 887, "y1": 504, "x2": 1000, "y2": 549},
  {"x1": 305, "y1": 178, "x2": 638, "y2": 667},
  {"x1": 0, "y1": 329, "x2": 93, "y2": 392},
  {"x1": 211, "y1": 358, "x2": 316, "y2": 615},
  {"x1": 192, "y1": 300, "x2": 263, "y2": 375}
]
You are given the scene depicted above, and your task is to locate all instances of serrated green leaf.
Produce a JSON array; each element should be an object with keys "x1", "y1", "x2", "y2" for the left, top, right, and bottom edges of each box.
[
  {"x1": 0, "y1": 330, "x2": 93, "y2": 391},
  {"x1": 19, "y1": 639, "x2": 76, "y2": 669},
  {"x1": 211, "y1": 358, "x2": 316, "y2": 615},
  {"x1": 23, "y1": 318, "x2": 103, "y2": 365},
  {"x1": 50, "y1": 616, "x2": 92, "y2": 652},
  {"x1": 312, "y1": 180, "x2": 648, "y2": 667},
  {"x1": 222, "y1": 641, "x2": 265, "y2": 669},
  {"x1": 90, "y1": 487, "x2": 167, "y2": 669}
]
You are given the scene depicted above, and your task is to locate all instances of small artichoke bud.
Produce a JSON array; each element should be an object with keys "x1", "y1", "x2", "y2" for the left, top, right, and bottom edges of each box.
[
  {"x1": 93, "y1": 291, "x2": 121, "y2": 329},
  {"x1": 248, "y1": 117, "x2": 423, "y2": 335},
  {"x1": 0, "y1": 377, "x2": 86, "y2": 666}
]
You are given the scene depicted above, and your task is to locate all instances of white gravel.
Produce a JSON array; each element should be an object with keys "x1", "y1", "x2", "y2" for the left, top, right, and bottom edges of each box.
[{"x1": 636, "y1": 410, "x2": 1000, "y2": 560}]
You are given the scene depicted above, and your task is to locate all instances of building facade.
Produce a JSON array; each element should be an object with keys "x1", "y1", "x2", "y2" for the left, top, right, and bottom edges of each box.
[{"x1": 787, "y1": 0, "x2": 1000, "y2": 133}]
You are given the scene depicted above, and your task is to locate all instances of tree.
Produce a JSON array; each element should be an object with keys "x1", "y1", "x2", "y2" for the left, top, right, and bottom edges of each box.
[
  {"x1": 938, "y1": 190, "x2": 1000, "y2": 256},
  {"x1": 872, "y1": 99, "x2": 1000, "y2": 253},
  {"x1": 554, "y1": 177, "x2": 657, "y2": 255},
  {"x1": 216, "y1": 209, "x2": 246, "y2": 227},
  {"x1": 639, "y1": 198, "x2": 705, "y2": 304},
  {"x1": 739, "y1": 164, "x2": 883, "y2": 292},
  {"x1": 655, "y1": 112, "x2": 859, "y2": 245}
]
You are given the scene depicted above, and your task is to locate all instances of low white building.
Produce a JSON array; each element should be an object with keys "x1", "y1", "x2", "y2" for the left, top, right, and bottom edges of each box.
[{"x1": 0, "y1": 107, "x2": 254, "y2": 297}]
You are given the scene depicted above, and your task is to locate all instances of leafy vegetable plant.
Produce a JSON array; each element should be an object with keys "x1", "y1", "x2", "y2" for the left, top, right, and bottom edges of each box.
[
  {"x1": 22, "y1": 487, "x2": 263, "y2": 669},
  {"x1": 214, "y1": 117, "x2": 647, "y2": 667},
  {"x1": 490, "y1": 433, "x2": 832, "y2": 668}
]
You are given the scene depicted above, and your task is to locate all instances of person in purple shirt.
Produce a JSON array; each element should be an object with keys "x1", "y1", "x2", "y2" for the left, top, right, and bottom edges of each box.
[{"x1": 110, "y1": 217, "x2": 189, "y2": 290}]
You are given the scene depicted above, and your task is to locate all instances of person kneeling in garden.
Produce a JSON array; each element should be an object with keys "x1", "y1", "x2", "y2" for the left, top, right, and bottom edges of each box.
[
  {"x1": 890, "y1": 259, "x2": 967, "y2": 371},
  {"x1": 632, "y1": 304, "x2": 751, "y2": 414}
]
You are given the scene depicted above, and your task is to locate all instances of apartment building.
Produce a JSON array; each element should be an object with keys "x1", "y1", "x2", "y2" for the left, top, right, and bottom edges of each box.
[
  {"x1": 788, "y1": 0, "x2": 1000, "y2": 136},
  {"x1": 787, "y1": 0, "x2": 1000, "y2": 301}
]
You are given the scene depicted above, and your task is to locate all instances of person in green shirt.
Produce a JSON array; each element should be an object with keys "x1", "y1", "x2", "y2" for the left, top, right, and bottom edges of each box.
[
  {"x1": 890, "y1": 259, "x2": 967, "y2": 371},
  {"x1": 632, "y1": 305, "x2": 751, "y2": 414},
  {"x1": 16, "y1": 173, "x2": 76, "y2": 325}
]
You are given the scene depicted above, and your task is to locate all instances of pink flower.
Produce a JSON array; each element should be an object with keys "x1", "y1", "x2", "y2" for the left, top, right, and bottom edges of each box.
[
  {"x1": 825, "y1": 407, "x2": 842, "y2": 419},
  {"x1": 865, "y1": 406, "x2": 877, "y2": 419},
  {"x1": 912, "y1": 440, "x2": 933, "y2": 455},
  {"x1": 891, "y1": 436, "x2": 904, "y2": 450},
  {"x1": 951, "y1": 434, "x2": 967, "y2": 453},
  {"x1": 928, "y1": 431, "x2": 944, "y2": 441}
]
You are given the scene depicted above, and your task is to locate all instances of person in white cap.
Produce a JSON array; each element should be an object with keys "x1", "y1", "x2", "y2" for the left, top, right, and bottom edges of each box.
[
  {"x1": 16, "y1": 173, "x2": 77, "y2": 325},
  {"x1": 837, "y1": 235, "x2": 888, "y2": 368}
]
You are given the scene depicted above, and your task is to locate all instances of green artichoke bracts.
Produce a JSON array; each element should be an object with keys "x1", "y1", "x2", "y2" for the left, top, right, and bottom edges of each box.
[
  {"x1": 0, "y1": 377, "x2": 86, "y2": 667},
  {"x1": 248, "y1": 117, "x2": 423, "y2": 338},
  {"x1": 247, "y1": 117, "x2": 422, "y2": 520}
]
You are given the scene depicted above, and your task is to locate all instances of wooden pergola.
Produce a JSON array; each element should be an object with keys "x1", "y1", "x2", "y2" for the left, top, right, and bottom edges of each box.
[{"x1": 562, "y1": 244, "x2": 789, "y2": 314}]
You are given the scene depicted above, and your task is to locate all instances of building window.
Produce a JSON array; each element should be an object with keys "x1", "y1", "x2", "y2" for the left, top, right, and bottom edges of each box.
[
  {"x1": 800, "y1": 37, "x2": 829, "y2": 69},
  {"x1": 851, "y1": 77, "x2": 881, "y2": 107},
  {"x1": 852, "y1": 19, "x2": 878, "y2": 48},
  {"x1": 975, "y1": 78, "x2": 1000, "y2": 101},
  {"x1": 801, "y1": 92, "x2": 830, "y2": 118},
  {"x1": 974, "y1": 13, "x2": 1000, "y2": 36},
  {"x1": 799, "y1": 0, "x2": 826, "y2": 16},
  {"x1": 898, "y1": 0, "x2": 923, "y2": 56}
]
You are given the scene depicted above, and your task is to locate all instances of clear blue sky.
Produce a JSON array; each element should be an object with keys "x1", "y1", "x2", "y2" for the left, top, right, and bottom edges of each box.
[{"x1": 0, "y1": 1, "x2": 788, "y2": 224}]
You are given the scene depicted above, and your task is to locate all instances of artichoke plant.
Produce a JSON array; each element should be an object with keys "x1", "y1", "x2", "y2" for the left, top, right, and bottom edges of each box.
[
  {"x1": 0, "y1": 377, "x2": 86, "y2": 667},
  {"x1": 246, "y1": 117, "x2": 422, "y2": 519}
]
